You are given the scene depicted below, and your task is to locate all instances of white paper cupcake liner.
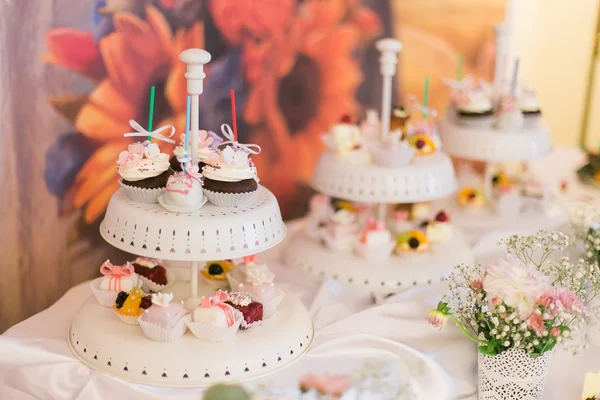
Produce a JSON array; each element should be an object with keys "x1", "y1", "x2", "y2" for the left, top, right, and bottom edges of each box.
[
  {"x1": 115, "y1": 311, "x2": 141, "y2": 325},
  {"x1": 186, "y1": 310, "x2": 243, "y2": 342},
  {"x1": 137, "y1": 269, "x2": 175, "y2": 292},
  {"x1": 371, "y1": 146, "x2": 415, "y2": 169},
  {"x1": 203, "y1": 189, "x2": 257, "y2": 208},
  {"x1": 200, "y1": 275, "x2": 230, "y2": 290},
  {"x1": 247, "y1": 290, "x2": 284, "y2": 319},
  {"x1": 90, "y1": 277, "x2": 144, "y2": 307},
  {"x1": 354, "y1": 241, "x2": 395, "y2": 261},
  {"x1": 119, "y1": 179, "x2": 164, "y2": 204},
  {"x1": 139, "y1": 314, "x2": 190, "y2": 342}
]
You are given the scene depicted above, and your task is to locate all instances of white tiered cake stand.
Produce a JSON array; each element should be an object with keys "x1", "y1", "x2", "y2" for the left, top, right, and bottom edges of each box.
[
  {"x1": 437, "y1": 118, "x2": 567, "y2": 232},
  {"x1": 68, "y1": 48, "x2": 314, "y2": 388},
  {"x1": 69, "y1": 187, "x2": 314, "y2": 387}
]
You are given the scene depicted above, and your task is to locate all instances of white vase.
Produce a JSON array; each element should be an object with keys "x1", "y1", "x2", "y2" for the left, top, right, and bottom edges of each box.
[{"x1": 478, "y1": 348, "x2": 553, "y2": 400}]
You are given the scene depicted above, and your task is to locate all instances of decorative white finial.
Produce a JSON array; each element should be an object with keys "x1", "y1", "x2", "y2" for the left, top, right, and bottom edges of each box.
[
  {"x1": 493, "y1": 24, "x2": 509, "y2": 103},
  {"x1": 179, "y1": 48, "x2": 212, "y2": 165},
  {"x1": 376, "y1": 38, "x2": 402, "y2": 141}
]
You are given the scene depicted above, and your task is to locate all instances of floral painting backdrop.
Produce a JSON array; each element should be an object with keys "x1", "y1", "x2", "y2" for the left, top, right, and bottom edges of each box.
[{"x1": 0, "y1": 0, "x2": 502, "y2": 331}]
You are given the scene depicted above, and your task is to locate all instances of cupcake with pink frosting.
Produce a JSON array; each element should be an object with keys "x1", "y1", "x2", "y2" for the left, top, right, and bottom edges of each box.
[
  {"x1": 170, "y1": 129, "x2": 222, "y2": 172},
  {"x1": 138, "y1": 292, "x2": 190, "y2": 342},
  {"x1": 354, "y1": 218, "x2": 395, "y2": 261}
]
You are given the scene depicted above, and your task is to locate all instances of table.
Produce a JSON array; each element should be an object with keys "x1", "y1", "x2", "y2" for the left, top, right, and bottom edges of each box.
[{"x1": 1, "y1": 147, "x2": 598, "y2": 399}]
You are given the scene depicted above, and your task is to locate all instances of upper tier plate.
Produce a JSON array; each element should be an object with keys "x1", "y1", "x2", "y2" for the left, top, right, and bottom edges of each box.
[
  {"x1": 100, "y1": 186, "x2": 286, "y2": 261},
  {"x1": 438, "y1": 118, "x2": 552, "y2": 162},
  {"x1": 311, "y1": 152, "x2": 457, "y2": 204}
]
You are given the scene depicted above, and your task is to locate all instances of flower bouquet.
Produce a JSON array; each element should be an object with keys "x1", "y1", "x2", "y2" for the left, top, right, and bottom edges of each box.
[{"x1": 427, "y1": 231, "x2": 599, "y2": 400}]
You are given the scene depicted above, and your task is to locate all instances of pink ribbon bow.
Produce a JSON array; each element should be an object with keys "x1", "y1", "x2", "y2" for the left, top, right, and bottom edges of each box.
[
  {"x1": 243, "y1": 255, "x2": 258, "y2": 265},
  {"x1": 200, "y1": 290, "x2": 236, "y2": 327},
  {"x1": 100, "y1": 260, "x2": 134, "y2": 292},
  {"x1": 365, "y1": 217, "x2": 385, "y2": 231}
]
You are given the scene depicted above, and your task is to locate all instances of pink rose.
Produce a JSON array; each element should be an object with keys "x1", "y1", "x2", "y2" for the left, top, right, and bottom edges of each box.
[
  {"x1": 526, "y1": 313, "x2": 545, "y2": 336},
  {"x1": 470, "y1": 280, "x2": 483, "y2": 291},
  {"x1": 550, "y1": 327, "x2": 561, "y2": 337}
]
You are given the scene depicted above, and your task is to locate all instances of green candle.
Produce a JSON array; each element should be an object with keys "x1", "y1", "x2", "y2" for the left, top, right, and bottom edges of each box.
[
  {"x1": 147, "y1": 85, "x2": 156, "y2": 142},
  {"x1": 422, "y1": 76, "x2": 430, "y2": 119}
]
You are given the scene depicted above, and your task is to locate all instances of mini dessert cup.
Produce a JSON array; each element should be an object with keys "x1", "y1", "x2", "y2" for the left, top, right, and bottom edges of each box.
[
  {"x1": 185, "y1": 310, "x2": 243, "y2": 342},
  {"x1": 354, "y1": 241, "x2": 396, "y2": 261},
  {"x1": 203, "y1": 189, "x2": 257, "y2": 208},
  {"x1": 90, "y1": 277, "x2": 143, "y2": 307},
  {"x1": 137, "y1": 268, "x2": 175, "y2": 293},
  {"x1": 114, "y1": 310, "x2": 141, "y2": 325},
  {"x1": 425, "y1": 222, "x2": 453, "y2": 243},
  {"x1": 139, "y1": 314, "x2": 191, "y2": 342},
  {"x1": 119, "y1": 179, "x2": 165, "y2": 204}
]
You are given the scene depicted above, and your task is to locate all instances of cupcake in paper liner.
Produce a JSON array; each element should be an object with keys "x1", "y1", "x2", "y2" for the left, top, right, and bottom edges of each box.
[
  {"x1": 202, "y1": 124, "x2": 262, "y2": 208},
  {"x1": 372, "y1": 131, "x2": 415, "y2": 169},
  {"x1": 519, "y1": 87, "x2": 542, "y2": 130},
  {"x1": 200, "y1": 260, "x2": 234, "y2": 289},
  {"x1": 227, "y1": 256, "x2": 284, "y2": 318},
  {"x1": 354, "y1": 218, "x2": 395, "y2": 261},
  {"x1": 116, "y1": 120, "x2": 177, "y2": 203},
  {"x1": 186, "y1": 290, "x2": 243, "y2": 342},
  {"x1": 321, "y1": 115, "x2": 372, "y2": 165},
  {"x1": 138, "y1": 292, "x2": 190, "y2": 342},
  {"x1": 320, "y1": 209, "x2": 359, "y2": 252},
  {"x1": 131, "y1": 257, "x2": 174, "y2": 292},
  {"x1": 395, "y1": 230, "x2": 429, "y2": 253},
  {"x1": 113, "y1": 287, "x2": 151, "y2": 326},
  {"x1": 226, "y1": 292, "x2": 264, "y2": 330},
  {"x1": 162, "y1": 260, "x2": 192, "y2": 282},
  {"x1": 91, "y1": 260, "x2": 141, "y2": 307}
]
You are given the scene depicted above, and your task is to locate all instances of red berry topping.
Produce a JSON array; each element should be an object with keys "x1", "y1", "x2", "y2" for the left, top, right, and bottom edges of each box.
[
  {"x1": 435, "y1": 211, "x2": 449, "y2": 222},
  {"x1": 140, "y1": 295, "x2": 153, "y2": 309},
  {"x1": 416, "y1": 139, "x2": 426, "y2": 149},
  {"x1": 340, "y1": 115, "x2": 352, "y2": 123}
]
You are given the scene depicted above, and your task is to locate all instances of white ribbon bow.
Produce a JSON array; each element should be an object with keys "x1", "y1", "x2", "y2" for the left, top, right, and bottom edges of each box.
[
  {"x1": 220, "y1": 124, "x2": 261, "y2": 154},
  {"x1": 442, "y1": 75, "x2": 474, "y2": 91},
  {"x1": 123, "y1": 119, "x2": 176, "y2": 144},
  {"x1": 406, "y1": 94, "x2": 438, "y2": 118}
]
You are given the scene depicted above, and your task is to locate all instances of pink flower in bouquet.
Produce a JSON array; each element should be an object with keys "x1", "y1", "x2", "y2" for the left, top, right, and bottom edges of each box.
[
  {"x1": 483, "y1": 257, "x2": 551, "y2": 319},
  {"x1": 299, "y1": 374, "x2": 351, "y2": 397},
  {"x1": 550, "y1": 327, "x2": 561, "y2": 337},
  {"x1": 470, "y1": 280, "x2": 483, "y2": 291},
  {"x1": 426, "y1": 309, "x2": 448, "y2": 329},
  {"x1": 526, "y1": 313, "x2": 545, "y2": 336},
  {"x1": 553, "y1": 287, "x2": 585, "y2": 314}
]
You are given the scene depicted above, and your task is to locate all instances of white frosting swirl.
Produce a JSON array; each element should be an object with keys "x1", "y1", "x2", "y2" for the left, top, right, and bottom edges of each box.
[
  {"x1": 202, "y1": 146, "x2": 258, "y2": 182},
  {"x1": 456, "y1": 91, "x2": 493, "y2": 113},
  {"x1": 519, "y1": 94, "x2": 541, "y2": 112},
  {"x1": 173, "y1": 145, "x2": 214, "y2": 161},
  {"x1": 119, "y1": 153, "x2": 170, "y2": 181}
]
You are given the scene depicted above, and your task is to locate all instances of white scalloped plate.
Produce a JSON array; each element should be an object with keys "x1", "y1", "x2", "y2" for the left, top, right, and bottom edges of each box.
[
  {"x1": 100, "y1": 186, "x2": 286, "y2": 261},
  {"x1": 438, "y1": 118, "x2": 552, "y2": 162},
  {"x1": 69, "y1": 282, "x2": 314, "y2": 388},
  {"x1": 283, "y1": 230, "x2": 474, "y2": 293},
  {"x1": 310, "y1": 152, "x2": 457, "y2": 204}
]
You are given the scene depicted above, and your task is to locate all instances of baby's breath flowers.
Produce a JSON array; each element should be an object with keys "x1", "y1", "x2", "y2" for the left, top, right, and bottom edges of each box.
[{"x1": 428, "y1": 231, "x2": 595, "y2": 357}]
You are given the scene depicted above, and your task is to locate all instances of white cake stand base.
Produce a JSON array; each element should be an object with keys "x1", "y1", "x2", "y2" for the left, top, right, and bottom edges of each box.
[
  {"x1": 283, "y1": 230, "x2": 474, "y2": 293},
  {"x1": 69, "y1": 282, "x2": 314, "y2": 388},
  {"x1": 437, "y1": 198, "x2": 568, "y2": 234}
]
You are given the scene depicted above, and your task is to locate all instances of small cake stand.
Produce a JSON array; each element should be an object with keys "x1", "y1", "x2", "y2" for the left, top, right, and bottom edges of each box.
[{"x1": 437, "y1": 117, "x2": 565, "y2": 233}]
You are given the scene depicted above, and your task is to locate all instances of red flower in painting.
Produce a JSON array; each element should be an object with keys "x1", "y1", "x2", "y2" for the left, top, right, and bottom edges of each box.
[{"x1": 43, "y1": 29, "x2": 106, "y2": 80}]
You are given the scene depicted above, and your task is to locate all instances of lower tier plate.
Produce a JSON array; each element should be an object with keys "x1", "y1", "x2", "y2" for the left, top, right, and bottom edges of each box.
[
  {"x1": 69, "y1": 282, "x2": 314, "y2": 388},
  {"x1": 283, "y1": 230, "x2": 474, "y2": 293},
  {"x1": 436, "y1": 198, "x2": 568, "y2": 234}
]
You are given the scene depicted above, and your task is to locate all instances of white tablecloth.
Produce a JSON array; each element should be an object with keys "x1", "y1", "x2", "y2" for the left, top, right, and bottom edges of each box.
[{"x1": 1, "y1": 148, "x2": 598, "y2": 399}]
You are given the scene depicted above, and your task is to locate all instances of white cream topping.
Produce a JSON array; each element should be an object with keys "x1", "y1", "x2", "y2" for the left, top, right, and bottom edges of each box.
[
  {"x1": 202, "y1": 145, "x2": 258, "y2": 182},
  {"x1": 173, "y1": 145, "x2": 214, "y2": 160},
  {"x1": 456, "y1": 91, "x2": 493, "y2": 113},
  {"x1": 330, "y1": 123, "x2": 362, "y2": 153},
  {"x1": 119, "y1": 153, "x2": 170, "y2": 181},
  {"x1": 519, "y1": 94, "x2": 541, "y2": 112},
  {"x1": 362, "y1": 229, "x2": 391, "y2": 246},
  {"x1": 426, "y1": 222, "x2": 452, "y2": 243}
]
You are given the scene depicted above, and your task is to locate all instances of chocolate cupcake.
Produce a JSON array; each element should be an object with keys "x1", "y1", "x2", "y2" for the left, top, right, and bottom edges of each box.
[
  {"x1": 117, "y1": 141, "x2": 173, "y2": 203},
  {"x1": 202, "y1": 145, "x2": 259, "y2": 207},
  {"x1": 454, "y1": 85, "x2": 494, "y2": 128}
]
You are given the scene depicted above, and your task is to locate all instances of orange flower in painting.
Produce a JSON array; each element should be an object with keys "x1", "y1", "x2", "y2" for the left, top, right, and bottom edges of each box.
[
  {"x1": 237, "y1": 0, "x2": 376, "y2": 216},
  {"x1": 44, "y1": 6, "x2": 203, "y2": 222}
]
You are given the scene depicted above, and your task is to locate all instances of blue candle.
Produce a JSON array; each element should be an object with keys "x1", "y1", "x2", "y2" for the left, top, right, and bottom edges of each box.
[{"x1": 184, "y1": 96, "x2": 191, "y2": 155}]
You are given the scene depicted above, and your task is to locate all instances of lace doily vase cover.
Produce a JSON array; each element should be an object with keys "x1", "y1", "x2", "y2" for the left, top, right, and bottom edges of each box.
[{"x1": 478, "y1": 348, "x2": 553, "y2": 400}]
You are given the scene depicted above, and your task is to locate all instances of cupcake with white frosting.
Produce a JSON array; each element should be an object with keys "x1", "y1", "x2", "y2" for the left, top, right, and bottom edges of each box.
[
  {"x1": 354, "y1": 219, "x2": 395, "y2": 261},
  {"x1": 454, "y1": 87, "x2": 494, "y2": 128},
  {"x1": 170, "y1": 130, "x2": 222, "y2": 172},
  {"x1": 117, "y1": 141, "x2": 173, "y2": 203},
  {"x1": 371, "y1": 131, "x2": 415, "y2": 168},
  {"x1": 203, "y1": 145, "x2": 260, "y2": 207},
  {"x1": 519, "y1": 88, "x2": 542, "y2": 129},
  {"x1": 424, "y1": 211, "x2": 453, "y2": 243},
  {"x1": 321, "y1": 115, "x2": 372, "y2": 165}
]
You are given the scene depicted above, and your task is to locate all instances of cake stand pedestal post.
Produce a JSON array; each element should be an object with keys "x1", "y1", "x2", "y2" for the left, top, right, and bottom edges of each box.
[
  {"x1": 375, "y1": 38, "x2": 402, "y2": 141},
  {"x1": 184, "y1": 261, "x2": 202, "y2": 310}
]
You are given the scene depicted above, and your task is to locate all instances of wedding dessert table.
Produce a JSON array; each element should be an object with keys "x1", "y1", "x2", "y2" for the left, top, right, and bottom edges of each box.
[{"x1": 1, "y1": 148, "x2": 598, "y2": 399}]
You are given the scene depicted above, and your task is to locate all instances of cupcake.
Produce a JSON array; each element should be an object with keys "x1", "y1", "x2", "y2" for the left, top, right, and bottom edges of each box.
[
  {"x1": 226, "y1": 256, "x2": 283, "y2": 318},
  {"x1": 371, "y1": 131, "x2": 415, "y2": 168},
  {"x1": 186, "y1": 290, "x2": 243, "y2": 342},
  {"x1": 321, "y1": 115, "x2": 372, "y2": 165},
  {"x1": 407, "y1": 134, "x2": 436, "y2": 155},
  {"x1": 519, "y1": 87, "x2": 542, "y2": 129},
  {"x1": 203, "y1": 145, "x2": 260, "y2": 208},
  {"x1": 321, "y1": 209, "x2": 360, "y2": 252},
  {"x1": 131, "y1": 257, "x2": 174, "y2": 292},
  {"x1": 396, "y1": 230, "x2": 429, "y2": 253},
  {"x1": 454, "y1": 86, "x2": 494, "y2": 128},
  {"x1": 91, "y1": 260, "x2": 140, "y2": 307},
  {"x1": 226, "y1": 292, "x2": 263, "y2": 330},
  {"x1": 495, "y1": 95, "x2": 524, "y2": 132},
  {"x1": 457, "y1": 187, "x2": 486, "y2": 208},
  {"x1": 138, "y1": 292, "x2": 190, "y2": 342},
  {"x1": 113, "y1": 287, "x2": 152, "y2": 325},
  {"x1": 159, "y1": 162, "x2": 206, "y2": 213},
  {"x1": 305, "y1": 194, "x2": 334, "y2": 241},
  {"x1": 411, "y1": 202, "x2": 431, "y2": 221},
  {"x1": 170, "y1": 130, "x2": 222, "y2": 172},
  {"x1": 424, "y1": 211, "x2": 453, "y2": 243},
  {"x1": 389, "y1": 206, "x2": 412, "y2": 234},
  {"x1": 354, "y1": 218, "x2": 395, "y2": 261},
  {"x1": 200, "y1": 260, "x2": 234, "y2": 289},
  {"x1": 117, "y1": 141, "x2": 173, "y2": 203}
]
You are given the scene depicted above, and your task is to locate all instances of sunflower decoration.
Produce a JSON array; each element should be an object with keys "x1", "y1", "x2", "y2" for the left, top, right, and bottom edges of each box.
[
  {"x1": 218, "y1": 0, "x2": 381, "y2": 217},
  {"x1": 43, "y1": 6, "x2": 203, "y2": 222}
]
